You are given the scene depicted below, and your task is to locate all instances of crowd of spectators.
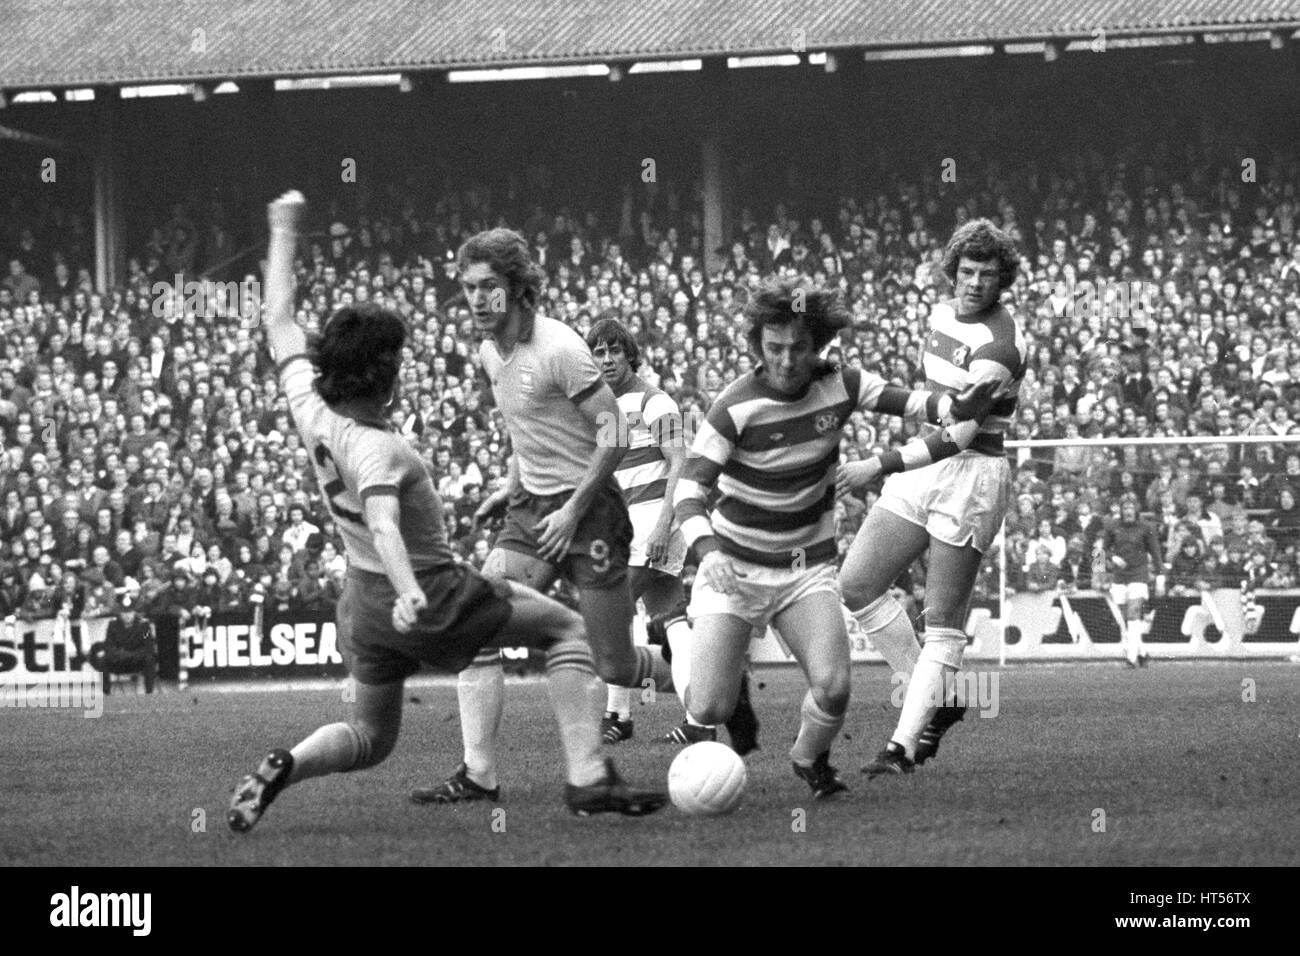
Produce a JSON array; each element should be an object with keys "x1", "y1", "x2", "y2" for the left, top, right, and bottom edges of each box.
[{"x1": 3, "y1": 135, "x2": 1300, "y2": 630}]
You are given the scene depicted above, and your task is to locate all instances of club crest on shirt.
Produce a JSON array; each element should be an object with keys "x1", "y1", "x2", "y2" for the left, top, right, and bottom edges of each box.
[
  {"x1": 814, "y1": 412, "x2": 840, "y2": 434},
  {"x1": 518, "y1": 366, "x2": 535, "y2": 393},
  {"x1": 952, "y1": 345, "x2": 970, "y2": 367}
]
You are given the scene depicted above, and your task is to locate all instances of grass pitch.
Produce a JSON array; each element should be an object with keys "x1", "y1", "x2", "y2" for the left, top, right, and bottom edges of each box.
[{"x1": 3, "y1": 663, "x2": 1297, "y2": 866}]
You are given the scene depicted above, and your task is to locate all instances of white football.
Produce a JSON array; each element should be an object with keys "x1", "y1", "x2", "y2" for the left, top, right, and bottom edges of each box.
[{"x1": 668, "y1": 741, "x2": 747, "y2": 816}]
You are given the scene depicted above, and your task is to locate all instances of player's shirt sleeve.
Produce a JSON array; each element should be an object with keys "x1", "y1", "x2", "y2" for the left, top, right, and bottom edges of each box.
[
  {"x1": 845, "y1": 367, "x2": 943, "y2": 421},
  {"x1": 278, "y1": 354, "x2": 326, "y2": 438},
  {"x1": 673, "y1": 400, "x2": 736, "y2": 556},
  {"x1": 551, "y1": 336, "x2": 604, "y2": 404},
  {"x1": 643, "y1": 392, "x2": 683, "y2": 447},
  {"x1": 352, "y1": 433, "x2": 417, "y2": 501},
  {"x1": 967, "y1": 308, "x2": 1024, "y2": 389}
]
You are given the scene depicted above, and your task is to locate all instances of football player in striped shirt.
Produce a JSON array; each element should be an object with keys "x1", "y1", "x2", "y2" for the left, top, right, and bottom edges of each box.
[
  {"x1": 674, "y1": 278, "x2": 997, "y2": 796},
  {"x1": 586, "y1": 316, "x2": 759, "y2": 752},
  {"x1": 227, "y1": 194, "x2": 664, "y2": 831},
  {"x1": 840, "y1": 218, "x2": 1027, "y2": 776},
  {"x1": 411, "y1": 229, "x2": 677, "y2": 805}
]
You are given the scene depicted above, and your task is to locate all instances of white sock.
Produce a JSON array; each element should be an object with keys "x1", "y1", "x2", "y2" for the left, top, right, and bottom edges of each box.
[
  {"x1": 790, "y1": 690, "x2": 845, "y2": 766},
  {"x1": 1126, "y1": 620, "x2": 1144, "y2": 664},
  {"x1": 666, "y1": 617, "x2": 693, "y2": 717},
  {"x1": 290, "y1": 722, "x2": 366, "y2": 782},
  {"x1": 544, "y1": 640, "x2": 607, "y2": 788},
  {"x1": 850, "y1": 596, "x2": 920, "y2": 679},
  {"x1": 892, "y1": 627, "x2": 964, "y2": 760},
  {"x1": 605, "y1": 684, "x2": 631, "y2": 719},
  {"x1": 457, "y1": 650, "x2": 504, "y2": 790},
  {"x1": 894, "y1": 661, "x2": 950, "y2": 759}
]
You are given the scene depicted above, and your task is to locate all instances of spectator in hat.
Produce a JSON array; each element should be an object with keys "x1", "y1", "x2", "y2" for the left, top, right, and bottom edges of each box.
[
  {"x1": 89, "y1": 593, "x2": 157, "y2": 695},
  {"x1": 18, "y1": 576, "x2": 58, "y2": 621}
]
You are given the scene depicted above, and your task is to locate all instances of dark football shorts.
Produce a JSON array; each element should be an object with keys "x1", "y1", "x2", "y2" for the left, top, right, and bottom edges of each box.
[
  {"x1": 494, "y1": 479, "x2": 632, "y2": 590},
  {"x1": 337, "y1": 563, "x2": 514, "y2": 686}
]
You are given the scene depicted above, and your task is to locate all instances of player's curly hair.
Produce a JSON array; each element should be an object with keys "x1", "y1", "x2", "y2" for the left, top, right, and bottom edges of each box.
[
  {"x1": 310, "y1": 303, "x2": 407, "y2": 406},
  {"x1": 456, "y1": 228, "x2": 546, "y2": 341},
  {"x1": 585, "y1": 314, "x2": 640, "y2": 370},
  {"x1": 743, "y1": 277, "x2": 849, "y2": 359},
  {"x1": 941, "y1": 218, "x2": 1020, "y2": 291}
]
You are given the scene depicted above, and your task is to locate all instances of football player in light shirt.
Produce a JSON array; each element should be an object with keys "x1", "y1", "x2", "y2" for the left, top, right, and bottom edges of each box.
[{"x1": 227, "y1": 195, "x2": 664, "y2": 831}]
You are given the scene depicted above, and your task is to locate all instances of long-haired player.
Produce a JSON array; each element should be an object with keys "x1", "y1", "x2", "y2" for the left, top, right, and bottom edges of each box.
[
  {"x1": 227, "y1": 194, "x2": 665, "y2": 830},
  {"x1": 410, "y1": 229, "x2": 677, "y2": 804},
  {"x1": 675, "y1": 277, "x2": 998, "y2": 797},
  {"x1": 840, "y1": 218, "x2": 1026, "y2": 776}
]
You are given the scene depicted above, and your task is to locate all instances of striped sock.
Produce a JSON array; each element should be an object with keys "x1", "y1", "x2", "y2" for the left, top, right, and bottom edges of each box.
[
  {"x1": 545, "y1": 639, "x2": 606, "y2": 787},
  {"x1": 633, "y1": 645, "x2": 674, "y2": 697}
]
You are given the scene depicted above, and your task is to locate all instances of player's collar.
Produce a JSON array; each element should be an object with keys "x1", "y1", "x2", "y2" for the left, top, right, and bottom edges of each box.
[
  {"x1": 330, "y1": 400, "x2": 394, "y2": 431},
  {"x1": 610, "y1": 372, "x2": 642, "y2": 397}
]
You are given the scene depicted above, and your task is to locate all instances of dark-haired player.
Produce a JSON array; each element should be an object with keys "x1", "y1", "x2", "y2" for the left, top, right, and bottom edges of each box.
[
  {"x1": 841, "y1": 218, "x2": 1027, "y2": 776},
  {"x1": 411, "y1": 229, "x2": 675, "y2": 804},
  {"x1": 227, "y1": 194, "x2": 665, "y2": 830},
  {"x1": 586, "y1": 316, "x2": 759, "y2": 752},
  {"x1": 675, "y1": 277, "x2": 997, "y2": 798},
  {"x1": 1105, "y1": 495, "x2": 1164, "y2": 667}
]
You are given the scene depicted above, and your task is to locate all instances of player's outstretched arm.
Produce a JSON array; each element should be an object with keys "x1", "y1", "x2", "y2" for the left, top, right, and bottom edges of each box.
[
  {"x1": 854, "y1": 369, "x2": 954, "y2": 423},
  {"x1": 263, "y1": 190, "x2": 309, "y2": 366},
  {"x1": 852, "y1": 368, "x2": 1003, "y2": 426},
  {"x1": 837, "y1": 378, "x2": 999, "y2": 496},
  {"x1": 838, "y1": 417, "x2": 983, "y2": 497}
]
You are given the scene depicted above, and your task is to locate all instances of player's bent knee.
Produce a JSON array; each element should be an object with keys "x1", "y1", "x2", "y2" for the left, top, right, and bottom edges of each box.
[
  {"x1": 840, "y1": 577, "x2": 885, "y2": 612},
  {"x1": 809, "y1": 668, "x2": 850, "y2": 715},
  {"x1": 348, "y1": 720, "x2": 399, "y2": 771},
  {"x1": 595, "y1": 655, "x2": 637, "y2": 686},
  {"x1": 531, "y1": 605, "x2": 585, "y2": 652},
  {"x1": 920, "y1": 627, "x2": 966, "y2": 670}
]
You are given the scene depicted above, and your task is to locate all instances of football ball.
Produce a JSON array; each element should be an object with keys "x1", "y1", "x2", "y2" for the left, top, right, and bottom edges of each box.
[{"x1": 668, "y1": 741, "x2": 747, "y2": 816}]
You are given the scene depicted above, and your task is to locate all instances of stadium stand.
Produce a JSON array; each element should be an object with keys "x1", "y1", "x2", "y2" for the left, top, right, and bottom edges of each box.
[{"x1": 4, "y1": 128, "x2": 1300, "y2": 628}]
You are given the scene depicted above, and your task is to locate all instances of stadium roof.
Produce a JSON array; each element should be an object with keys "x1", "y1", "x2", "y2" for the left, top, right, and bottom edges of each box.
[{"x1": 1, "y1": 0, "x2": 1298, "y2": 91}]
